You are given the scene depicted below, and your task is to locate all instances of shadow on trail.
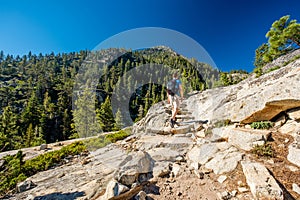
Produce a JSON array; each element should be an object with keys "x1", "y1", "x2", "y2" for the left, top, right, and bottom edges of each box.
[{"x1": 33, "y1": 191, "x2": 85, "y2": 200}]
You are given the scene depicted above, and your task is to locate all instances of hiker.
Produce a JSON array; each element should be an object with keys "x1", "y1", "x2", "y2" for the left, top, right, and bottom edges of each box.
[{"x1": 167, "y1": 71, "x2": 184, "y2": 128}]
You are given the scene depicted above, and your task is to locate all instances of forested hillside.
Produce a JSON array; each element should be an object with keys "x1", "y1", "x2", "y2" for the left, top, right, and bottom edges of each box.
[{"x1": 0, "y1": 47, "x2": 219, "y2": 152}]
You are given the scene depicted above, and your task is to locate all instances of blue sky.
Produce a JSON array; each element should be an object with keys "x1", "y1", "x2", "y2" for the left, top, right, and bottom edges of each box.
[{"x1": 0, "y1": 0, "x2": 300, "y2": 72}]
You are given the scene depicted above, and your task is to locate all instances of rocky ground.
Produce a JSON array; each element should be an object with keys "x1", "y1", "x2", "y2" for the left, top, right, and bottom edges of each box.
[{"x1": 2, "y1": 51, "x2": 300, "y2": 200}]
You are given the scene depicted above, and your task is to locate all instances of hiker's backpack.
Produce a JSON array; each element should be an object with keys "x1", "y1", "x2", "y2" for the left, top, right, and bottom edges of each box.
[{"x1": 167, "y1": 79, "x2": 179, "y2": 96}]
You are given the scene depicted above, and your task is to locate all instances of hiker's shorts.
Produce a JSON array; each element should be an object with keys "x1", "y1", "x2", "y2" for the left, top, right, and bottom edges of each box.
[{"x1": 170, "y1": 95, "x2": 180, "y2": 110}]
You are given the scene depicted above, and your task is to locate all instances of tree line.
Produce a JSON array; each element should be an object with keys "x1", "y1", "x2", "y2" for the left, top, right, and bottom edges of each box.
[{"x1": 0, "y1": 47, "x2": 219, "y2": 151}]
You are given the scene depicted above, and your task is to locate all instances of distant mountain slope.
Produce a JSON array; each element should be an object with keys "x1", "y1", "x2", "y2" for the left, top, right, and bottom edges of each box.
[{"x1": 0, "y1": 47, "x2": 218, "y2": 151}]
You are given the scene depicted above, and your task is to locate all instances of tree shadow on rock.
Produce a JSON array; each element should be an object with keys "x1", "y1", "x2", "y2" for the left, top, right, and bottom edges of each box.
[{"x1": 33, "y1": 191, "x2": 85, "y2": 200}]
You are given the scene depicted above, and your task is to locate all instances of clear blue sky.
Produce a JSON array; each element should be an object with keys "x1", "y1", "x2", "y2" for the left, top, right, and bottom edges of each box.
[{"x1": 1, "y1": 0, "x2": 300, "y2": 72}]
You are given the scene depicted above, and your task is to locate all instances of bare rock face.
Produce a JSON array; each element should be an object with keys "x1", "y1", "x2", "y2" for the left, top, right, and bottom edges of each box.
[{"x1": 187, "y1": 58, "x2": 300, "y2": 124}]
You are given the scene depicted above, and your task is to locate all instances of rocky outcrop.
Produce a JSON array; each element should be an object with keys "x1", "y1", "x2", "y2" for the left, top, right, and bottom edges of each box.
[
  {"x1": 241, "y1": 99, "x2": 300, "y2": 124},
  {"x1": 187, "y1": 57, "x2": 300, "y2": 124}
]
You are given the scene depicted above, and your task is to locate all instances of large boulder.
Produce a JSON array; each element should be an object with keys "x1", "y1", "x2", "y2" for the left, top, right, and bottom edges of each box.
[
  {"x1": 241, "y1": 161, "x2": 283, "y2": 200},
  {"x1": 287, "y1": 135, "x2": 300, "y2": 167},
  {"x1": 241, "y1": 99, "x2": 300, "y2": 124},
  {"x1": 204, "y1": 146, "x2": 243, "y2": 174},
  {"x1": 187, "y1": 143, "x2": 219, "y2": 165},
  {"x1": 211, "y1": 127, "x2": 270, "y2": 151},
  {"x1": 132, "y1": 101, "x2": 168, "y2": 135},
  {"x1": 114, "y1": 151, "x2": 155, "y2": 186}
]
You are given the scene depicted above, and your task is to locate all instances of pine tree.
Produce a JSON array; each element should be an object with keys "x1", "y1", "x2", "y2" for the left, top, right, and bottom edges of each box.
[
  {"x1": 73, "y1": 87, "x2": 100, "y2": 138},
  {"x1": 135, "y1": 105, "x2": 144, "y2": 122},
  {"x1": 25, "y1": 123, "x2": 34, "y2": 147},
  {"x1": 0, "y1": 106, "x2": 21, "y2": 151},
  {"x1": 97, "y1": 96, "x2": 115, "y2": 132},
  {"x1": 143, "y1": 90, "x2": 151, "y2": 115},
  {"x1": 113, "y1": 109, "x2": 124, "y2": 131},
  {"x1": 263, "y1": 15, "x2": 300, "y2": 62}
]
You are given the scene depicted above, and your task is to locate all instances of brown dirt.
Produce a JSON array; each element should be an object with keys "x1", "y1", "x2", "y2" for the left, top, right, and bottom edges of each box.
[
  {"x1": 249, "y1": 131, "x2": 300, "y2": 200},
  {"x1": 145, "y1": 163, "x2": 253, "y2": 200}
]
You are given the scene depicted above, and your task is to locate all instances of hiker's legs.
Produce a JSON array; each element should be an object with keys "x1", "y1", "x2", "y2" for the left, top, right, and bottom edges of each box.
[
  {"x1": 172, "y1": 107, "x2": 178, "y2": 120},
  {"x1": 171, "y1": 95, "x2": 180, "y2": 120}
]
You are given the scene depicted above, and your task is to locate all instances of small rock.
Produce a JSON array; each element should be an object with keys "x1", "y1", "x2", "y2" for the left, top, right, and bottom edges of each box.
[
  {"x1": 191, "y1": 162, "x2": 199, "y2": 170},
  {"x1": 163, "y1": 127, "x2": 172, "y2": 134},
  {"x1": 39, "y1": 144, "x2": 48, "y2": 151},
  {"x1": 237, "y1": 180, "x2": 243, "y2": 186},
  {"x1": 245, "y1": 125, "x2": 251, "y2": 129},
  {"x1": 171, "y1": 163, "x2": 181, "y2": 177},
  {"x1": 81, "y1": 158, "x2": 91, "y2": 165},
  {"x1": 173, "y1": 134, "x2": 187, "y2": 137},
  {"x1": 194, "y1": 170, "x2": 204, "y2": 179},
  {"x1": 231, "y1": 190, "x2": 237, "y2": 197},
  {"x1": 134, "y1": 190, "x2": 147, "y2": 200},
  {"x1": 292, "y1": 183, "x2": 300, "y2": 195},
  {"x1": 287, "y1": 165, "x2": 298, "y2": 172},
  {"x1": 175, "y1": 156, "x2": 184, "y2": 163},
  {"x1": 252, "y1": 140, "x2": 265, "y2": 146},
  {"x1": 195, "y1": 131, "x2": 206, "y2": 138},
  {"x1": 177, "y1": 191, "x2": 183, "y2": 196},
  {"x1": 217, "y1": 175, "x2": 227, "y2": 184},
  {"x1": 57, "y1": 173, "x2": 65, "y2": 178},
  {"x1": 16, "y1": 180, "x2": 36, "y2": 193},
  {"x1": 284, "y1": 138, "x2": 289, "y2": 143},
  {"x1": 153, "y1": 162, "x2": 170, "y2": 178},
  {"x1": 200, "y1": 166, "x2": 212, "y2": 174},
  {"x1": 267, "y1": 159, "x2": 275, "y2": 164},
  {"x1": 25, "y1": 194, "x2": 34, "y2": 200},
  {"x1": 238, "y1": 187, "x2": 248, "y2": 193},
  {"x1": 118, "y1": 183, "x2": 129, "y2": 195},
  {"x1": 217, "y1": 191, "x2": 232, "y2": 200}
]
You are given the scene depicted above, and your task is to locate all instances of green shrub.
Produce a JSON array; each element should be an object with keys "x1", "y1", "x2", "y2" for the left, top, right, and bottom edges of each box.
[
  {"x1": 251, "y1": 143, "x2": 275, "y2": 158},
  {"x1": 84, "y1": 129, "x2": 131, "y2": 151},
  {"x1": 104, "y1": 129, "x2": 131, "y2": 143},
  {"x1": 83, "y1": 135, "x2": 111, "y2": 151},
  {"x1": 250, "y1": 121, "x2": 274, "y2": 129},
  {"x1": 266, "y1": 66, "x2": 280, "y2": 73},
  {"x1": 254, "y1": 66, "x2": 263, "y2": 77},
  {"x1": 214, "y1": 119, "x2": 232, "y2": 128}
]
